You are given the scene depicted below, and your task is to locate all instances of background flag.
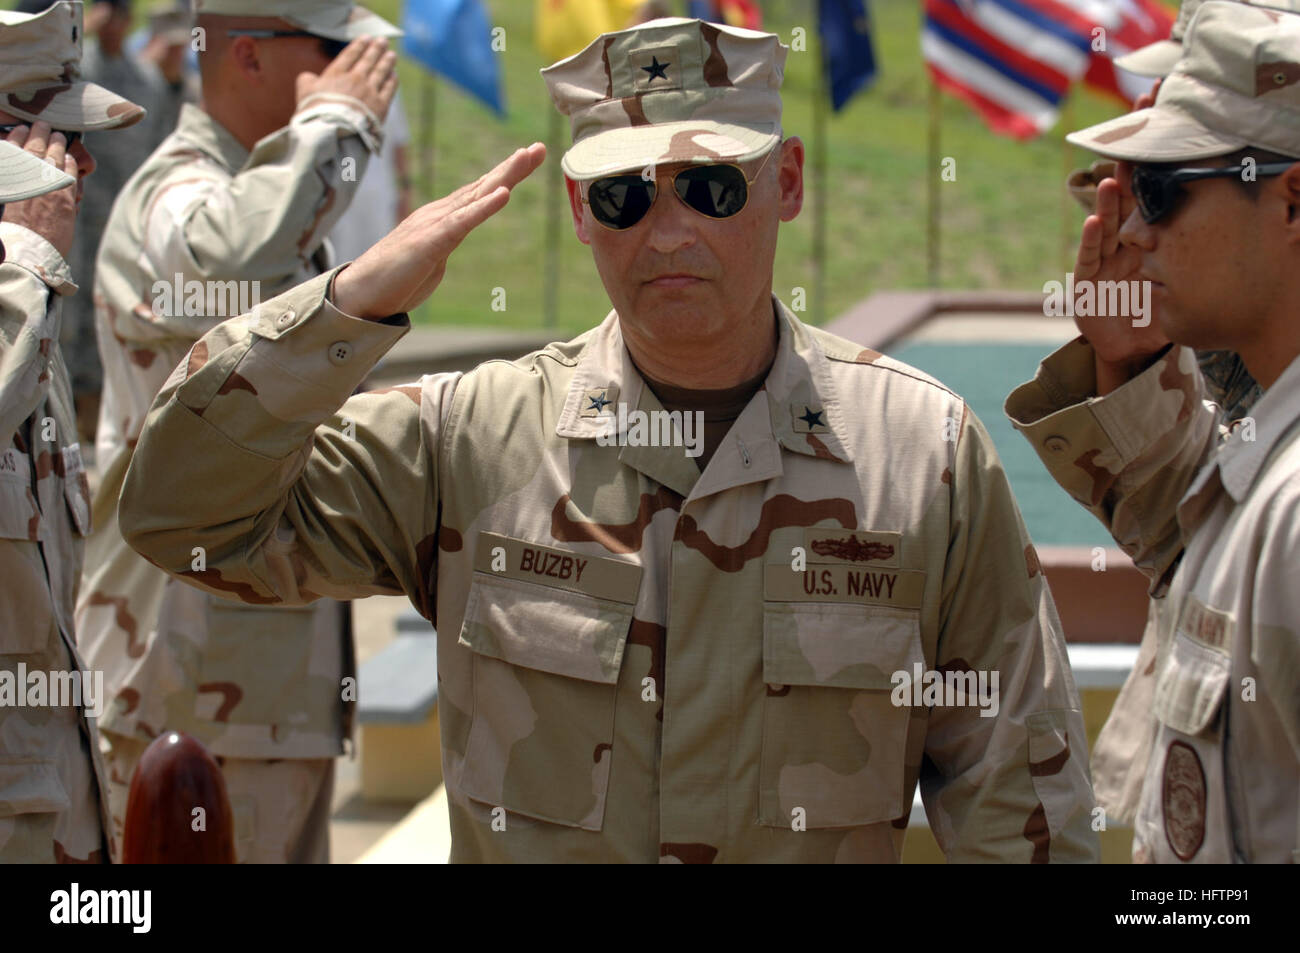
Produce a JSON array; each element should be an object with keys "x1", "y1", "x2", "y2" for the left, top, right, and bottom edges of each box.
[
  {"x1": 403, "y1": 0, "x2": 505, "y2": 115},
  {"x1": 1082, "y1": 0, "x2": 1176, "y2": 105},
  {"x1": 819, "y1": 0, "x2": 877, "y2": 111},
  {"x1": 686, "y1": 0, "x2": 763, "y2": 29},
  {"x1": 535, "y1": 0, "x2": 644, "y2": 64},
  {"x1": 921, "y1": 0, "x2": 1095, "y2": 139}
]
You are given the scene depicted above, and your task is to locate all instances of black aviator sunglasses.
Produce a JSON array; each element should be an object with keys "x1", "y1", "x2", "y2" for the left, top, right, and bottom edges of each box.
[
  {"x1": 226, "y1": 29, "x2": 350, "y2": 59},
  {"x1": 582, "y1": 146, "x2": 778, "y2": 231},
  {"x1": 1130, "y1": 161, "x2": 1298, "y2": 224}
]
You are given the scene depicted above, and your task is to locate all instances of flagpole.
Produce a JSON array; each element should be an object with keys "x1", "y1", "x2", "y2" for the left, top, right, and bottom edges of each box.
[
  {"x1": 543, "y1": 109, "x2": 562, "y2": 330},
  {"x1": 812, "y1": 14, "x2": 828, "y2": 327},
  {"x1": 1061, "y1": 93, "x2": 1075, "y2": 276},
  {"x1": 927, "y1": 69, "x2": 941, "y2": 289},
  {"x1": 421, "y1": 73, "x2": 436, "y2": 199}
]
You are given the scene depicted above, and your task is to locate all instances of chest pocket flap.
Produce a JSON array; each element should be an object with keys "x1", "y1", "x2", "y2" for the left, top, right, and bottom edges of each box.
[{"x1": 1154, "y1": 598, "x2": 1233, "y2": 737}]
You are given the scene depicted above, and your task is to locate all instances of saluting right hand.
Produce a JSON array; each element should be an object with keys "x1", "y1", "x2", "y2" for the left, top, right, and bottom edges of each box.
[
  {"x1": 331, "y1": 144, "x2": 547, "y2": 321},
  {"x1": 295, "y1": 35, "x2": 398, "y2": 123},
  {"x1": 1071, "y1": 76, "x2": 1170, "y2": 393},
  {"x1": 0, "y1": 122, "x2": 79, "y2": 258}
]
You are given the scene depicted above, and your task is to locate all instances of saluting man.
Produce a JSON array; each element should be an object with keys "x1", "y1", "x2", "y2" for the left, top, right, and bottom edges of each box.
[
  {"x1": 120, "y1": 17, "x2": 1099, "y2": 863},
  {"x1": 78, "y1": 0, "x2": 400, "y2": 863},
  {"x1": 0, "y1": 0, "x2": 145, "y2": 863}
]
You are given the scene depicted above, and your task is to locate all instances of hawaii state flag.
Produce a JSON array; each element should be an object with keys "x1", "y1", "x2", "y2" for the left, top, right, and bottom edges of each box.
[
  {"x1": 921, "y1": 0, "x2": 1097, "y2": 140},
  {"x1": 1084, "y1": 0, "x2": 1176, "y2": 105}
]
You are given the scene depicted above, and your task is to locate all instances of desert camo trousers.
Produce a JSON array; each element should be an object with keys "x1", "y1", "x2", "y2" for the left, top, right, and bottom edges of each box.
[{"x1": 99, "y1": 730, "x2": 334, "y2": 864}]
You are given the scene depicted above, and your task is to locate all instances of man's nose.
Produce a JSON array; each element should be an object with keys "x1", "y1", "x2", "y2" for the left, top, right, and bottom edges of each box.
[
  {"x1": 1118, "y1": 204, "x2": 1154, "y2": 252},
  {"x1": 643, "y1": 177, "x2": 697, "y2": 253},
  {"x1": 67, "y1": 137, "x2": 95, "y2": 179}
]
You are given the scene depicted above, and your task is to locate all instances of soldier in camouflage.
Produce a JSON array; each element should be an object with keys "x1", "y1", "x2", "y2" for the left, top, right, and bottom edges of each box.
[
  {"x1": 0, "y1": 0, "x2": 145, "y2": 863},
  {"x1": 119, "y1": 17, "x2": 1099, "y2": 862},
  {"x1": 1061, "y1": 0, "x2": 1281, "y2": 831},
  {"x1": 59, "y1": 0, "x2": 189, "y2": 447},
  {"x1": 76, "y1": 0, "x2": 400, "y2": 863},
  {"x1": 1008, "y1": 0, "x2": 1300, "y2": 861}
]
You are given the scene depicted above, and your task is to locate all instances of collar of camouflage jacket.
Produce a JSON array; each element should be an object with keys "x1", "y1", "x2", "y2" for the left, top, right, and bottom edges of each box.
[
  {"x1": 171, "y1": 102, "x2": 250, "y2": 174},
  {"x1": 1212, "y1": 350, "x2": 1300, "y2": 504},
  {"x1": 555, "y1": 295, "x2": 854, "y2": 498}
]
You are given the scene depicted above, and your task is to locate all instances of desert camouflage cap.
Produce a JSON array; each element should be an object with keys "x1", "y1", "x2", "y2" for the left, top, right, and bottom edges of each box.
[
  {"x1": 1115, "y1": 0, "x2": 1300, "y2": 78},
  {"x1": 1068, "y1": 0, "x2": 1300, "y2": 161},
  {"x1": 541, "y1": 16, "x2": 786, "y2": 181},
  {"x1": 0, "y1": 137, "x2": 75, "y2": 202},
  {"x1": 0, "y1": 1, "x2": 145, "y2": 132},
  {"x1": 193, "y1": 0, "x2": 401, "y2": 42}
]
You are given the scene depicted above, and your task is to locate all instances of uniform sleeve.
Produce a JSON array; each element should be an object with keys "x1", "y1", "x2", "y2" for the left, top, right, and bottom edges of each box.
[
  {"x1": 1252, "y1": 478, "x2": 1300, "y2": 758},
  {"x1": 0, "y1": 223, "x2": 74, "y2": 440},
  {"x1": 921, "y1": 406, "x2": 1100, "y2": 863},
  {"x1": 118, "y1": 268, "x2": 455, "y2": 618},
  {"x1": 1004, "y1": 337, "x2": 1219, "y2": 592},
  {"x1": 132, "y1": 99, "x2": 381, "y2": 338}
]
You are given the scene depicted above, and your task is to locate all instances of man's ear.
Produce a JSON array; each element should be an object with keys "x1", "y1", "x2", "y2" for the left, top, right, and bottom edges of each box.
[
  {"x1": 230, "y1": 36, "x2": 262, "y2": 83},
  {"x1": 777, "y1": 136, "x2": 805, "y2": 223},
  {"x1": 1280, "y1": 161, "x2": 1300, "y2": 234},
  {"x1": 565, "y1": 175, "x2": 592, "y2": 245}
]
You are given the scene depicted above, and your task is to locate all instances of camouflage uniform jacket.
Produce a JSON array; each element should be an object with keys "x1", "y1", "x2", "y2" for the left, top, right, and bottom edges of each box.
[
  {"x1": 78, "y1": 99, "x2": 381, "y2": 759},
  {"x1": 119, "y1": 274, "x2": 1100, "y2": 863},
  {"x1": 0, "y1": 223, "x2": 110, "y2": 862},
  {"x1": 1007, "y1": 338, "x2": 1300, "y2": 862}
]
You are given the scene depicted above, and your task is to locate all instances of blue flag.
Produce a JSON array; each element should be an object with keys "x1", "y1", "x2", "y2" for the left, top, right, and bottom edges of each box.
[
  {"x1": 402, "y1": 0, "x2": 505, "y2": 115},
  {"x1": 819, "y1": 0, "x2": 877, "y2": 111}
]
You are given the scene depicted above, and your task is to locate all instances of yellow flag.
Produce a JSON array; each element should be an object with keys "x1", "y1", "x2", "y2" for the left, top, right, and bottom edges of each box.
[{"x1": 535, "y1": 0, "x2": 646, "y2": 65}]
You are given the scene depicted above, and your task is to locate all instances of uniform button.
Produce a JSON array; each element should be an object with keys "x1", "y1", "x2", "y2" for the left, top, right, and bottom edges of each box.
[
  {"x1": 1044, "y1": 435, "x2": 1070, "y2": 454},
  {"x1": 328, "y1": 341, "x2": 353, "y2": 365},
  {"x1": 277, "y1": 309, "x2": 296, "y2": 327}
]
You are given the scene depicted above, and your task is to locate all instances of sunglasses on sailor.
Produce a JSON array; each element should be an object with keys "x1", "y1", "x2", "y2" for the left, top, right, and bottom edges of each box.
[
  {"x1": 1130, "y1": 160, "x2": 1298, "y2": 224},
  {"x1": 582, "y1": 147, "x2": 778, "y2": 231},
  {"x1": 225, "y1": 29, "x2": 350, "y2": 60}
]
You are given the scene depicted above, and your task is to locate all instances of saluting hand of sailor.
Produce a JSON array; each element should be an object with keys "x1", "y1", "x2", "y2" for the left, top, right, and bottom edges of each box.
[
  {"x1": 330, "y1": 143, "x2": 547, "y2": 321},
  {"x1": 0, "y1": 122, "x2": 79, "y2": 258},
  {"x1": 296, "y1": 34, "x2": 398, "y2": 124},
  {"x1": 1073, "y1": 78, "x2": 1172, "y2": 393}
]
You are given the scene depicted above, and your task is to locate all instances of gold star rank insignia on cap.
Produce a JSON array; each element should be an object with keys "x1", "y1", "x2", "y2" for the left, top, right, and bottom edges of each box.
[
  {"x1": 792, "y1": 405, "x2": 828, "y2": 433},
  {"x1": 580, "y1": 386, "x2": 618, "y2": 418}
]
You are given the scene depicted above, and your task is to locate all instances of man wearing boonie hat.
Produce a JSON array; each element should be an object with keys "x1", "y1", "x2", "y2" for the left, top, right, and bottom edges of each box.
[
  {"x1": 1060, "y1": 0, "x2": 1290, "y2": 838},
  {"x1": 1007, "y1": 0, "x2": 1300, "y2": 862},
  {"x1": 0, "y1": 0, "x2": 144, "y2": 863},
  {"x1": 77, "y1": 0, "x2": 399, "y2": 863},
  {"x1": 1069, "y1": 0, "x2": 1300, "y2": 215},
  {"x1": 116, "y1": 17, "x2": 1098, "y2": 863}
]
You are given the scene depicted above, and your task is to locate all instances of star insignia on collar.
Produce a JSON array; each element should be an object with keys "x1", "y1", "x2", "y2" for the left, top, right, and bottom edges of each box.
[
  {"x1": 798, "y1": 407, "x2": 826, "y2": 429},
  {"x1": 641, "y1": 56, "x2": 670, "y2": 82},
  {"x1": 587, "y1": 391, "x2": 612, "y2": 412}
]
